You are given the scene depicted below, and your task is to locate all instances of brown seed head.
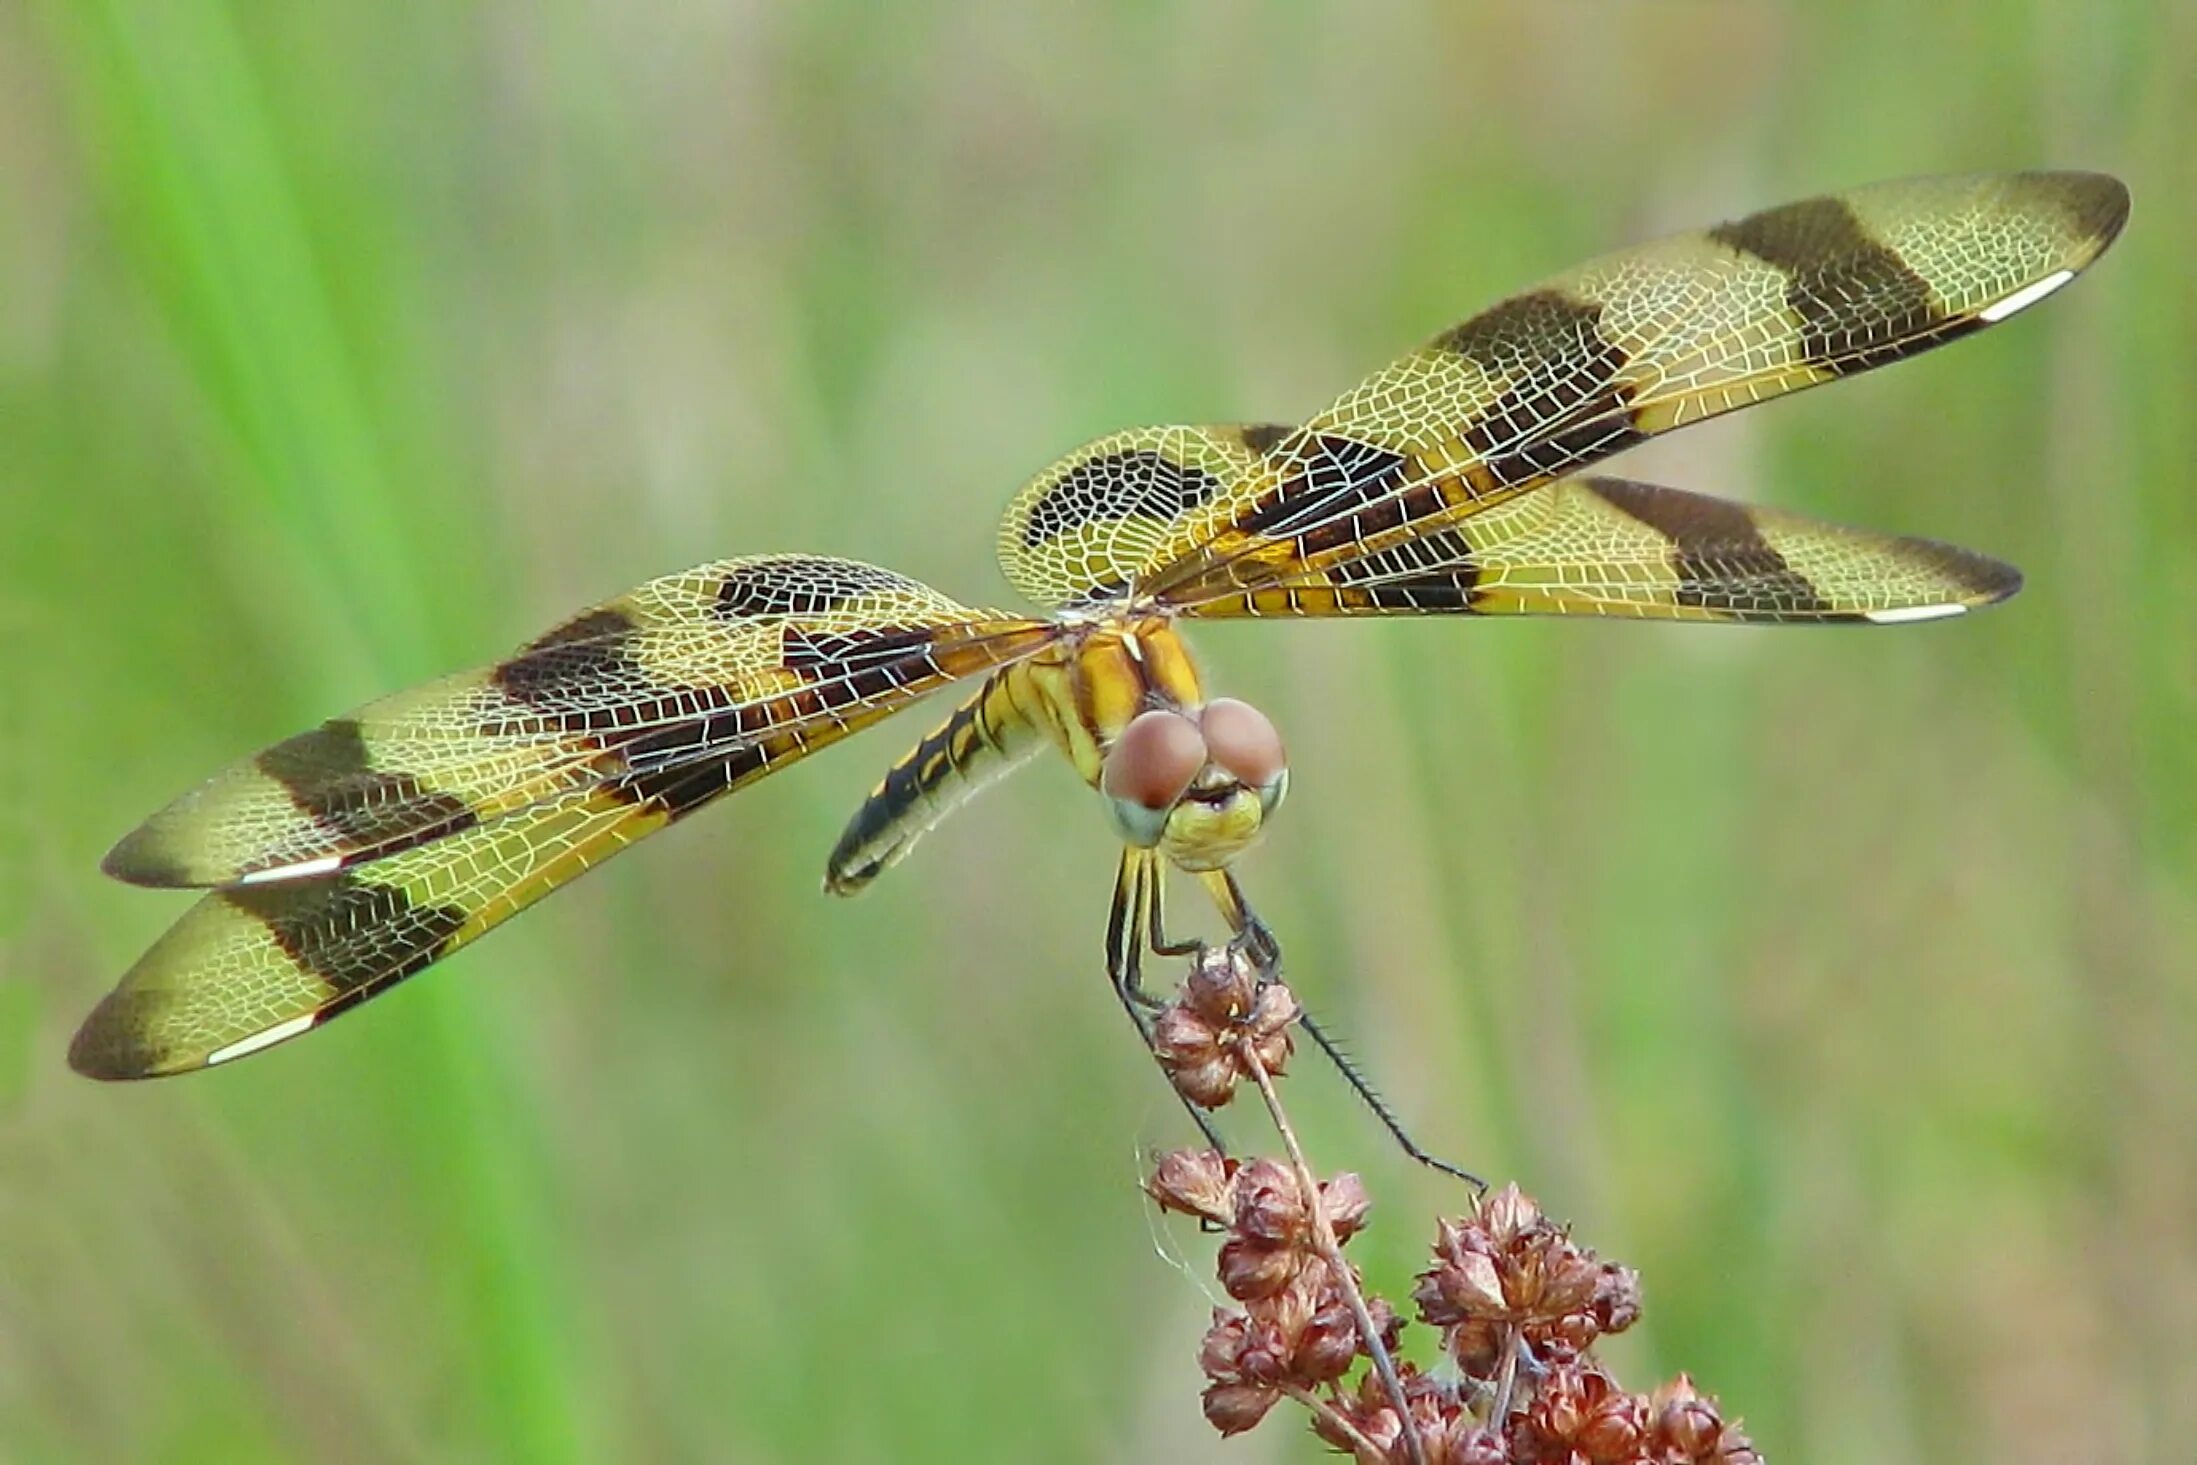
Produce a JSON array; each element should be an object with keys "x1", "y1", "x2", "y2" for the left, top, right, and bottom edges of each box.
[
  {"x1": 1145, "y1": 1148, "x2": 1235, "y2": 1225},
  {"x1": 1149, "y1": 1003, "x2": 1220, "y2": 1066},
  {"x1": 1232, "y1": 1158, "x2": 1309, "y2": 1245},
  {"x1": 1416, "y1": 1181, "x2": 1637, "y2": 1371},
  {"x1": 1524, "y1": 1359, "x2": 1617, "y2": 1451},
  {"x1": 1294, "y1": 1301, "x2": 1362, "y2": 1385},
  {"x1": 1442, "y1": 1317, "x2": 1503, "y2": 1377},
  {"x1": 1242, "y1": 982, "x2": 1299, "y2": 1075},
  {"x1": 1201, "y1": 1380, "x2": 1279, "y2": 1436},
  {"x1": 1183, "y1": 943, "x2": 1259, "y2": 1022},
  {"x1": 1320, "y1": 1171, "x2": 1373, "y2": 1242},
  {"x1": 1426, "y1": 1247, "x2": 1507, "y2": 1322},
  {"x1": 1218, "y1": 1235, "x2": 1302, "y2": 1301},
  {"x1": 1197, "y1": 1309, "x2": 1249, "y2": 1380},
  {"x1": 1595, "y1": 1263, "x2": 1644, "y2": 1337},
  {"x1": 1149, "y1": 1004, "x2": 1238, "y2": 1108},
  {"x1": 1171, "y1": 1057, "x2": 1241, "y2": 1109},
  {"x1": 1164, "y1": 1167, "x2": 1745, "y2": 1464},
  {"x1": 1434, "y1": 1424, "x2": 1507, "y2": 1465},
  {"x1": 1234, "y1": 1314, "x2": 1296, "y2": 1385},
  {"x1": 1654, "y1": 1375, "x2": 1723, "y2": 1457},
  {"x1": 1577, "y1": 1388, "x2": 1652, "y2": 1462}
]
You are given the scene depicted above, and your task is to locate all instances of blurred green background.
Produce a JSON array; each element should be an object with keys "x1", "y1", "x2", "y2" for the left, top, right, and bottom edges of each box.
[{"x1": 4, "y1": 2, "x2": 2193, "y2": 1461}]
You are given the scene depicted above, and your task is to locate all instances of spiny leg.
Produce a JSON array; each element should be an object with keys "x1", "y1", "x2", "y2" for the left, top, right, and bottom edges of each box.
[
  {"x1": 1203, "y1": 869, "x2": 1486, "y2": 1191},
  {"x1": 1108, "y1": 848, "x2": 1231, "y2": 1155}
]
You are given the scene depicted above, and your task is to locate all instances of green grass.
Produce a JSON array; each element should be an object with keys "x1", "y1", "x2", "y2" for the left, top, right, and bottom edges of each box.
[{"x1": 5, "y1": 3, "x2": 2193, "y2": 1461}]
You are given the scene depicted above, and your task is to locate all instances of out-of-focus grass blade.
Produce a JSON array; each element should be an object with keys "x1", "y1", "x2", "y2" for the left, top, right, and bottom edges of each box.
[{"x1": 36, "y1": 2, "x2": 595, "y2": 1459}]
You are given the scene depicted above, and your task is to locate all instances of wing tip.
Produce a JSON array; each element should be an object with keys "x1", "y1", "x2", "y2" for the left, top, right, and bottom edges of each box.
[
  {"x1": 101, "y1": 823, "x2": 197, "y2": 889},
  {"x1": 1952, "y1": 548, "x2": 2023, "y2": 610},
  {"x1": 66, "y1": 1000, "x2": 164, "y2": 1081},
  {"x1": 1858, "y1": 549, "x2": 2020, "y2": 624},
  {"x1": 1976, "y1": 557, "x2": 2024, "y2": 607},
  {"x1": 2041, "y1": 169, "x2": 2132, "y2": 251}
]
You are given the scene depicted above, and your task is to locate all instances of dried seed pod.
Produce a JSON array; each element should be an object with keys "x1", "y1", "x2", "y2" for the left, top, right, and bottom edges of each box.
[
  {"x1": 1576, "y1": 1388, "x2": 1651, "y2": 1462},
  {"x1": 1232, "y1": 1158, "x2": 1309, "y2": 1245},
  {"x1": 1183, "y1": 943, "x2": 1258, "y2": 1023},
  {"x1": 1320, "y1": 1171, "x2": 1373, "y2": 1242},
  {"x1": 1145, "y1": 1149, "x2": 1234, "y2": 1225},
  {"x1": 1200, "y1": 1381, "x2": 1279, "y2": 1436},
  {"x1": 1218, "y1": 1236, "x2": 1300, "y2": 1301}
]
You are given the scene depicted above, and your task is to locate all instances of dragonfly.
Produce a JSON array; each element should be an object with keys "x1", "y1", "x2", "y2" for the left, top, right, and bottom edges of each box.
[{"x1": 74, "y1": 172, "x2": 2127, "y2": 1128}]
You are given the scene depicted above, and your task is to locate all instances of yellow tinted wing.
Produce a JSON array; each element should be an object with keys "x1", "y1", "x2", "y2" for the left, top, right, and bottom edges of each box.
[
  {"x1": 76, "y1": 787, "x2": 658, "y2": 1077},
  {"x1": 1188, "y1": 476, "x2": 2020, "y2": 624},
  {"x1": 997, "y1": 423, "x2": 1292, "y2": 608},
  {"x1": 998, "y1": 172, "x2": 2124, "y2": 610},
  {"x1": 105, "y1": 555, "x2": 1050, "y2": 887}
]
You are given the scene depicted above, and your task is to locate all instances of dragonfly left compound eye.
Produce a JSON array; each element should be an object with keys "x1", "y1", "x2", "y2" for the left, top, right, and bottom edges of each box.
[{"x1": 1102, "y1": 708, "x2": 1207, "y2": 847}]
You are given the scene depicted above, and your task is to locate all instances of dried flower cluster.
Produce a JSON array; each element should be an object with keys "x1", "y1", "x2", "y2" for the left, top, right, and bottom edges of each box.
[
  {"x1": 1149, "y1": 1161, "x2": 1761, "y2": 1464},
  {"x1": 1138, "y1": 947, "x2": 1760, "y2": 1463},
  {"x1": 1148, "y1": 943, "x2": 1298, "y2": 1107},
  {"x1": 1148, "y1": 1149, "x2": 1387, "y2": 1431}
]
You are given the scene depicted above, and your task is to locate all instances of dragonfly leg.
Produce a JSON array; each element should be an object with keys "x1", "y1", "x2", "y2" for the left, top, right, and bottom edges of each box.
[
  {"x1": 1144, "y1": 867, "x2": 1202, "y2": 959},
  {"x1": 1106, "y1": 849, "x2": 1172, "y2": 1012},
  {"x1": 1203, "y1": 869, "x2": 1486, "y2": 1191},
  {"x1": 1199, "y1": 867, "x2": 1280, "y2": 974},
  {"x1": 1108, "y1": 848, "x2": 1232, "y2": 1155}
]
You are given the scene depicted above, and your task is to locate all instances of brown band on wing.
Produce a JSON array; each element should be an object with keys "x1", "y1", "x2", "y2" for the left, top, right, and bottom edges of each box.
[
  {"x1": 1237, "y1": 434, "x2": 1413, "y2": 546},
  {"x1": 2035, "y1": 169, "x2": 2133, "y2": 241},
  {"x1": 1326, "y1": 526, "x2": 1484, "y2": 612},
  {"x1": 1709, "y1": 198, "x2": 1974, "y2": 375},
  {"x1": 493, "y1": 606, "x2": 651, "y2": 724},
  {"x1": 1588, "y1": 478, "x2": 1832, "y2": 614},
  {"x1": 621, "y1": 621, "x2": 1045, "y2": 814},
  {"x1": 496, "y1": 600, "x2": 759, "y2": 807},
  {"x1": 227, "y1": 878, "x2": 473, "y2": 1000},
  {"x1": 255, "y1": 718, "x2": 482, "y2": 861},
  {"x1": 521, "y1": 605, "x2": 638, "y2": 652},
  {"x1": 619, "y1": 741, "x2": 773, "y2": 816},
  {"x1": 1442, "y1": 290, "x2": 1649, "y2": 488}
]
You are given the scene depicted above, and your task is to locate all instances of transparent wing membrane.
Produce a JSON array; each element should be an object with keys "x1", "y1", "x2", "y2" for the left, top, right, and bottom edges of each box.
[
  {"x1": 105, "y1": 556, "x2": 1051, "y2": 888},
  {"x1": 1185, "y1": 476, "x2": 2021, "y2": 624},
  {"x1": 81, "y1": 557, "x2": 1055, "y2": 1077},
  {"x1": 996, "y1": 172, "x2": 2125, "y2": 611}
]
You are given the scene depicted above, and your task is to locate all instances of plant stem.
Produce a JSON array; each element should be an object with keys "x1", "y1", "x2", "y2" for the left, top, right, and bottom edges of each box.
[{"x1": 1238, "y1": 1032, "x2": 1427, "y2": 1465}]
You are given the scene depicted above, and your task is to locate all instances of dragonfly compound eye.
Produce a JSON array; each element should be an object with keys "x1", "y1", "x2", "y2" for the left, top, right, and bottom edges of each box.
[
  {"x1": 1101, "y1": 708, "x2": 1207, "y2": 846},
  {"x1": 1199, "y1": 698, "x2": 1287, "y2": 796}
]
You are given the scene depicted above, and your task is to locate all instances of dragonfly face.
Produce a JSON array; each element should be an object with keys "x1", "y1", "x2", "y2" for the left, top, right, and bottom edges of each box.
[
  {"x1": 1023, "y1": 618, "x2": 1289, "y2": 872},
  {"x1": 72, "y1": 170, "x2": 2128, "y2": 1080},
  {"x1": 1098, "y1": 697, "x2": 1290, "y2": 871}
]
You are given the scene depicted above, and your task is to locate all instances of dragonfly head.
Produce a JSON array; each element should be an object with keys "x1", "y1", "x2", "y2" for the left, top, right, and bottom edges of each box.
[{"x1": 1101, "y1": 698, "x2": 1289, "y2": 871}]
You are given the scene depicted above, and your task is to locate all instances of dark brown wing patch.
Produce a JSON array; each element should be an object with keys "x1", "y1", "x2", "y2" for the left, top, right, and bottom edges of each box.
[
  {"x1": 254, "y1": 719, "x2": 482, "y2": 861},
  {"x1": 1588, "y1": 477, "x2": 1830, "y2": 614},
  {"x1": 1710, "y1": 198, "x2": 1966, "y2": 374},
  {"x1": 105, "y1": 555, "x2": 1049, "y2": 887},
  {"x1": 1440, "y1": 291, "x2": 1649, "y2": 488}
]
